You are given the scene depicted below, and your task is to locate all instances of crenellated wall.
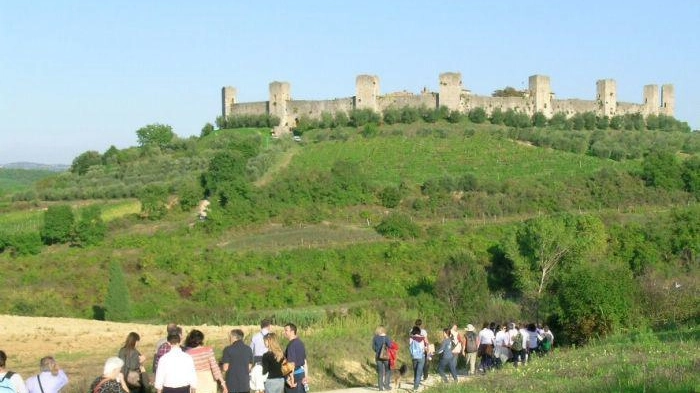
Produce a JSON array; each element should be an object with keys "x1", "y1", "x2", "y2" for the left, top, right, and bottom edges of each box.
[{"x1": 221, "y1": 72, "x2": 675, "y2": 134}]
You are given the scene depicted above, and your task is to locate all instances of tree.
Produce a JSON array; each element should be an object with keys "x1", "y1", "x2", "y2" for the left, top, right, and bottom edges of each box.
[
  {"x1": 504, "y1": 213, "x2": 607, "y2": 320},
  {"x1": 434, "y1": 252, "x2": 489, "y2": 321},
  {"x1": 104, "y1": 261, "x2": 132, "y2": 322},
  {"x1": 641, "y1": 151, "x2": 683, "y2": 189},
  {"x1": 70, "y1": 151, "x2": 102, "y2": 175},
  {"x1": 136, "y1": 123, "x2": 175, "y2": 148},
  {"x1": 489, "y1": 108, "x2": 505, "y2": 125},
  {"x1": 138, "y1": 184, "x2": 169, "y2": 220},
  {"x1": 200, "y1": 122, "x2": 215, "y2": 138},
  {"x1": 681, "y1": 155, "x2": 700, "y2": 196},
  {"x1": 41, "y1": 205, "x2": 75, "y2": 245},
  {"x1": 492, "y1": 86, "x2": 525, "y2": 97},
  {"x1": 73, "y1": 205, "x2": 106, "y2": 246},
  {"x1": 532, "y1": 112, "x2": 547, "y2": 127}
]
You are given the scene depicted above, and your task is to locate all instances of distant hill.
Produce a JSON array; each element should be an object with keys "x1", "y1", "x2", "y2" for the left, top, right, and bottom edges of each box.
[{"x1": 0, "y1": 162, "x2": 69, "y2": 171}]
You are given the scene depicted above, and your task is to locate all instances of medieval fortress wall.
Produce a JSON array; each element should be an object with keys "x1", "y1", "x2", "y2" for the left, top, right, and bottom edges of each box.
[{"x1": 222, "y1": 72, "x2": 674, "y2": 134}]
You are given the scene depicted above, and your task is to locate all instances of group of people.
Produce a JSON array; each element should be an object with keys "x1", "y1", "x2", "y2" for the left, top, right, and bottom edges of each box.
[
  {"x1": 371, "y1": 319, "x2": 555, "y2": 392},
  {"x1": 0, "y1": 320, "x2": 308, "y2": 393},
  {"x1": 0, "y1": 352, "x2": 69, "y2": 393}
]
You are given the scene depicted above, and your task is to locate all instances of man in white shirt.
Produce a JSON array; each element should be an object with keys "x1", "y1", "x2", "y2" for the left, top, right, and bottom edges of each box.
[
  {"x1": 0, "y1": 350, "x2": 28, "y2": 393},
  {"x1": 477, "y1": 323, "x2": 495, "y2": 372},
  {"x1": 250, "y1": 319, "x2": 271, "y2": 393},
  {"x1": 154, "y1": 334, "x2": 197, "y2": 393}
]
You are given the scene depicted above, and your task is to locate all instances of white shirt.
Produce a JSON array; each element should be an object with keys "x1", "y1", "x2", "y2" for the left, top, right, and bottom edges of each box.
[
  {"x1": 1, "y1": 371, "x2": 28, "y2": 393},
  {"x1": 494, "y1": 330, "x2": 509, "y2": 347},
  {"x1": 519, "y1": 328, "x2": 530, "y2": 348},
  {"x1": 250, "y1": 328, "x2": 269, "y2": 358},
  {"x1": 478, "y1": 328, "x2": 495, "y2": 345},
  {"x1": 154, "y1": 346, "x2": 197, "y2": 390},
  {"x1": 527, "y1": 330, "x2": 541, "y2": 349},
  {"x1": 25, "y1": 371, "x2": 68, "y2": 393}
]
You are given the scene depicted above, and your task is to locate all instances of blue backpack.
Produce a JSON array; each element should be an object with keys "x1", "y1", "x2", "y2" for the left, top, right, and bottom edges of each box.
[
  {"x1": 0, "y1": 372, "x2": 16, "y2": 393},
  {"x1": 409, "y1": 340, "x2": 424, "y2": 359}
]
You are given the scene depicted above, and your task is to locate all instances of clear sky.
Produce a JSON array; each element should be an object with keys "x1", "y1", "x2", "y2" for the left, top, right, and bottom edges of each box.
[{"x1": 1, "y1": 0, "x2": 698, "y2": 165}]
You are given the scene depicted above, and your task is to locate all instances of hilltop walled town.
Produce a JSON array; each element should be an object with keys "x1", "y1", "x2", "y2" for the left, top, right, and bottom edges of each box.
[{"x1": 221, "y1": 72, "x2": 674, "y2": 134}]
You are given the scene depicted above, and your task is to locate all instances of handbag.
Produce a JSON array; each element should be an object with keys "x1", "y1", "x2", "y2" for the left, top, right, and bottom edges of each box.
[
  {"x1": 126, "y1": 370, "x2": 141, "y2": 388},
  {"x1": 281, "y1": 359, "x2": 295, "y2": 376}
]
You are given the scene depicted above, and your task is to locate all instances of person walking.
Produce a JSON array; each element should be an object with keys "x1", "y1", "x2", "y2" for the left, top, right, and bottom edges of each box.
[
  {"x1": 283, "y1": 323, "x2": 307, "y2": 393},
  {"x1": 250, "y1": 320, "x2": 271, "y2": 393},
  {"x1": 25, "y1": 356, "x2": 69, "y2": 393},
  {"x1": 261, "y1": 333, "x2": 285, "y2": 393},
  {"x1": 408, "y1": 326, "x2": 426, "y2": 392},
  {"x1": 463, "y1": 324, "x2": 478, "y2": 376},
  {"x1": 372, "y1": 326, "x2": 392, "y2": 391},
  {"x1": 222, "y1": 329, "x2": 253, "y2": 393},
  {"x1": 436, "y1": 329, "x2": 457, "y2": 383},
  {"x1": 154, "y1": 334, "x2": 197, "y2": 393},
  {"x1": 185, "y1": 330, "x2": 225, "y2": 393},
  {"x1": 118, "y1": 332, "x2": 147, "y2": 393}
]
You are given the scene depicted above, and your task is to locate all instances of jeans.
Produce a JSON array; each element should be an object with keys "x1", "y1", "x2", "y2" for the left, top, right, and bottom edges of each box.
[
  {"x1": 438, "y1": 356, "x2": 457, "y2": 382},
  {"x1": 412, "y1": 357, "x2": 425, "y2": 390},
  {"x1": 376, "y1": 360, "x2": 391, "y2": 390},
  {"x1": 264, "y1": 378, "x2": 284, "y2": 393}
]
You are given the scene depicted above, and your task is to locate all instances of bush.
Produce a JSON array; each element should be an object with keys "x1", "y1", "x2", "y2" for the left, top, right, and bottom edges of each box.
[
  {"x1": 375, "y1": 212, "x2": 421, "y2": 240},
  {"x1": 468, "y1": 108, "x2": 487, "y2": 124},
  {"x1": 379, "y1": 186, "x2": 402, "y2": 208},
  {"x1": 490, "y1": 108, "x2": 505, "y2": 125},
  {"x1": 73, "y1": 205, "x2": 106, "y2": 246},
  {"x1": 138, "y1": 184, "x2": 169, "y2": 220},
  {"x1": 41, "y1": 205, "x2": 75, "y2": 245}
]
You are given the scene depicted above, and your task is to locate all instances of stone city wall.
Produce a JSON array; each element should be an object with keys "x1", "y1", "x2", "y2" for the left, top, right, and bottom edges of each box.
[{"x1": 222, "y1": 72, "x2": 674, "y2": 134}]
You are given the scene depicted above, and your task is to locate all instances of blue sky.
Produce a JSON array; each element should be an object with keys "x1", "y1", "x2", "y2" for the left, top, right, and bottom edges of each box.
[{"x1": 1, "y1": 1, "x2": 698, "y2": 164}]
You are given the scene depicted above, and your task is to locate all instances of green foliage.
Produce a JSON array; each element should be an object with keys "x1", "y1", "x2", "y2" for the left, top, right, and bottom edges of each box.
[
  {"x1": 136, "y1": 123, "x2": 175, "y2": 148},
  {"x1": 70, "y1": 151, "x2": 102, "y2": 175},
  {"x1": 489, "y1": 108, "x2": 505, "y2": 125},
  {"x1": 177, "y1": 180, "x2": 204, "y2": 211},
  {"x1": 138, "y1": 184, "x2": 169, "y2": 220},
  {"x1": 434, "y1": 252, "x2": 489, "y2": 321},
  {"x1": 215, "y1": 114, "x2": 279, "y2": 129},
  {"x1": 349, "y1": 109, "x2": 380, "y2": 127},
  {"x1": 503, "y1": 109, "x2": 531, "y2": 128},
  {"x1": 0, "y1": 231, "x2": 42, "y2": 256},
  {"x1": 382, "y1": 107, "x2": 402, "y2": 125},
  {"x1": 73, "y1": 205, "x2": 106, "y2": 246},
  {"x1": 641, "y1": 151, "x2": 683, "y2": 189},
  {"x1": 557, "y1": 264, "x2": 636, "y2": 344},
  {"x1": 681, "y1": 155, "x2": 700, "y2": 196},
  {"x1": 468, "y1": 107, "x2": 487, "y2": 124},
  {"x1": 492, "y1": 86, "x2": 525, "y2": 97},
  {"x1": 40, "y1": 205, "x2": 75, "y2": 245},
  {"x1": 375, "y1": 212, "x2": 421, "y2": 239},
  {"x1": 378, "y1": 186, "x2": 402, "y2": 208},
  {"x1": 532, "y1": 111, "x2": 547, "y2": 127},
  {"x1": 200, "y1": 122, "x2": 215, "y2": 137},
  {"x1": 103, "y1": 260, "x2": 132, "y2": 321}
]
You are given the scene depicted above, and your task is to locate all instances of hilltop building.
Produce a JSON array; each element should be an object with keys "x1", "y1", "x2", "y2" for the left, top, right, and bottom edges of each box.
[{"x1": 221, "y1": 73, "x2": 674, "y2": 134}]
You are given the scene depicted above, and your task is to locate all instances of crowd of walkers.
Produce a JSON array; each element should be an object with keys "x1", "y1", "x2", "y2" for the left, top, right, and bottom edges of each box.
[
  {"x1": 0, "y1": 320, "x2": 308, "y2": 393},
  {"x1": 371, "y1": 319, "x2": 555, "y2": 392}
]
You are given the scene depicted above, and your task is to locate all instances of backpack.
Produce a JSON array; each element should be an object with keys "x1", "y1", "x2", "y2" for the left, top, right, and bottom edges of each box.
[
  {"x1": 512, "y1": 332, "x2": 524, "y2": 351},
  {"x1": 0, "y1": 372, "x2": 16, "y2": 393},
  {"x1": 409, "y1": 339, "x2": 425, "y2": 360},
  {"x1": 541, "y1": 334, "x2": 552, "y2": 351},
  {"x1": 378, "y1": 341, "x2": 390, "y2": 361},
  {"x1": 466, "y1": 332, "x2": 477, "y2": 353}
]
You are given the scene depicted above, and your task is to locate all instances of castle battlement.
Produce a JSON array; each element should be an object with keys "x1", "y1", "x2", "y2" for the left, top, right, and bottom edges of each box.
[{"x1": 221, "y1": 73, "x2": 674, "y2": 134}]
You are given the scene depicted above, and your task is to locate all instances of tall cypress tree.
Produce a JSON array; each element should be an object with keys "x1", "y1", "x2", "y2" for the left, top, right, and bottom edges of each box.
[{"x1": 104, "y1": 261, "x2": 132, "y2": 321}]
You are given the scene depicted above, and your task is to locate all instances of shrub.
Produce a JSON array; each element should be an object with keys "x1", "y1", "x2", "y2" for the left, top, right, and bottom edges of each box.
[
  {"x1": 468, "y1": 108, "x2": 487, "y2": 124},
  {"x1": 73, "y1": 205, "x2": 106, "y2": 246},
  {"x1": 41, "y1": 205, "x2": 75, "y2": 245},
  {"x1": 490, "y1": 108, "x2": 505, "y2": 125},
  {"x1": 379, "y1": 186, "x2": 402, "y2": 208},
  {"x1": 375, "y1": 212, "x2": 421, "y2": 240},
  {"x1": 138, "y1": 184, "x2": 169, "y2": 220}
]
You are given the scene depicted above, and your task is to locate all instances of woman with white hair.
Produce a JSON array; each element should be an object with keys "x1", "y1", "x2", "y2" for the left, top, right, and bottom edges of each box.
[
  {"x1": 89, "y1": 357, "x2": 129, "y2": 393},
  {"x1": 25, "y1": 356, "x2": 69, "y2": 393}
]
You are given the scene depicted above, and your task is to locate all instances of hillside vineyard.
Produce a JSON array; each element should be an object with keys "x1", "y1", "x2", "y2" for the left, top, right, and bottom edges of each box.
[{"x1": 221, "y1": 72, "x2": 674, "y2": 135}]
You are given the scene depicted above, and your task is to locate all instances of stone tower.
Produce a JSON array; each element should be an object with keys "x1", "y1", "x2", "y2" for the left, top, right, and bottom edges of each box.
[
  {"x1": 643, "y1": 84, "x2": 660, "y2": 116},
  {"x1": 661, "y1": 84, "x2": 675, "y2": 116},
  {"x1": 528, "y1": 75, "x2": 552, "y2": 117},
  {"x1": 596, "y1": 79, "x2": 617, "y2": 117},
  {"x1": 221, "y1": 86, "x2": 237, "y2": 118},
  {"x1": 269, "y1": 81, "x2": 291, "y2": 127},
  {"x1": 438, "y1": 72, "x2": 462, "y2": 111},
  {"x1": 355, "y1": 75, "x2": 380, "y2": 111}
]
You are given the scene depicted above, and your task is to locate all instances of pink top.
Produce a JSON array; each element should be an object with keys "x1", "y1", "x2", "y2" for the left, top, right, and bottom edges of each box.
[{"x1": 186, "y1": 346, "x2": 222, "y2": 381}]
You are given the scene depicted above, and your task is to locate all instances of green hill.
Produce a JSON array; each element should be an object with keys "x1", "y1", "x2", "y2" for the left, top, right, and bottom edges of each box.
[{"x1": 0, "y1": 120, "x2": 698, "y2": 347}]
